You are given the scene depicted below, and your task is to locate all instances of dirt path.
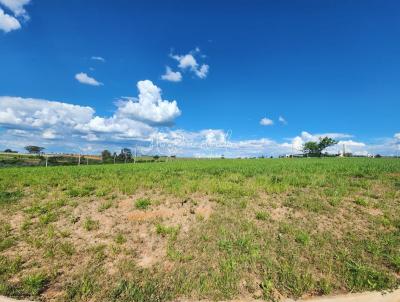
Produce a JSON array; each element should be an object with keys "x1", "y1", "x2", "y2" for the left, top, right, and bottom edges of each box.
[
  {"x1": 1, "y1": 289, "x2": 400, "y2": 302},
  {"x1": 0, "y1": 297, "x2": 32, "y2": 302},
  {"x1": 287, "y1": 289, "x2": 400, "y2": 302}
]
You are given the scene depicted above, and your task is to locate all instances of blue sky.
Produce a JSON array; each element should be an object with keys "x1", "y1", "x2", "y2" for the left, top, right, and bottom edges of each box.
[{"x1": 0, "y1": 0, "x2": 399, "y2": 156}]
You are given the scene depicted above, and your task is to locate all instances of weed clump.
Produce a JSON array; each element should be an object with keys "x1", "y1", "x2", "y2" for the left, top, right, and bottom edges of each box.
[
  {"x1": 84, "y1": 217, "x2": 100, "y2": 231},
  {"x1": 255, "y1": 211, "x2": 270, "y2": 221},
  {"x1": 23, "y1": 273, "x2": 48, "y2": 296},
  {"x1": 135, "y1": 198, "x2": 151, "y2": 210}
]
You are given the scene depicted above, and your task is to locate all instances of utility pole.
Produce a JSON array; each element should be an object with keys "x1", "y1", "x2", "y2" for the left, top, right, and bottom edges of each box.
[
  {"x1": 113, "y1": 153, "x2": 116, "y2": 164},
  {"x1": 45, "y1": 155, "x2": 48, "y2": 167},
  {"x1": 78, "y1": 154, "x2": 81, "y2": 166},
  {"x1": 86, "y1": 158, "x2": 89, "y2": 165}
]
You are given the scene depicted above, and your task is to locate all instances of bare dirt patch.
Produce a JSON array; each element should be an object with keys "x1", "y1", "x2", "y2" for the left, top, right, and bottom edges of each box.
[
  {"x1": 61, "y1": 192, "x2": 216, "y2": 270},
  {"x1": 269, "y1": 206, "x2": 291, "y2": 221}
]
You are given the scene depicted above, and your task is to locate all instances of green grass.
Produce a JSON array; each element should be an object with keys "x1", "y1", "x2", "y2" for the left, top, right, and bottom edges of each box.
[
  {"x1": 84, "y1": 217, "x2": 100, "y2": 231},
  {"x1": 114, "y1": 233, "x2": 127, "y2": 245},
  {"x1": 255, "y1": 211, "x2": 270, "y2": 221},
  {"x1": 0, "y1": 158, "x2": 399, "y2": 301},
  {"x1": 135, "y1": 198, "x2": 152, "y2": 210},
  {"x1": 354, "y1": 197, "x2": 368, "y2": 207},
  {"x1": 156, "y1": 223, "x2": 179, "y2": 238},
  {"x1": 98, "y1": 200, "x2": 113, "y2": 212},
  {"x1": 0, "y1": 190, "x2": 23, "y2": 206},
  {"x1": 22, "y1": 273, "x2": 48, "y2": 296}
]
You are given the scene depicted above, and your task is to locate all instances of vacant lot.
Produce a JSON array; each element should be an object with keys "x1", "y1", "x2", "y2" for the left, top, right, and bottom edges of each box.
[{"x1": 0, "y1": 158, "x2": 399, "y2": 301}]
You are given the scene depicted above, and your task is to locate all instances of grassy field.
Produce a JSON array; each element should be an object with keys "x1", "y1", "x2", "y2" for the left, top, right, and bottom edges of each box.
[{"x1": 0, "y1": 158, "x2": 399, "y2": 301}]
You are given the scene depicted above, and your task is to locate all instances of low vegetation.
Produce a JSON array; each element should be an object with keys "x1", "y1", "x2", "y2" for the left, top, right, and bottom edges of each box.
[{"x1": 0, "y1": 158, "x2": 399, "y2": 301}]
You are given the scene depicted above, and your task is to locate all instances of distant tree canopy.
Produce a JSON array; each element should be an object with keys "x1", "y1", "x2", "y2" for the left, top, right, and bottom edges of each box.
[
  {"x1": 101, "y1": 150, "x2": 112, "y2": 161},
  {"x1": 4, "y1": 149, "x2": 17, "y2": 153},
  {"x1": 119, "y1": 148, "x2": 132, "y2": 160},
  {"x1": 303, "y1": 137, "x2": 338, "y2": 157},
  {"x1": 25, "y1": 145, "x2": 44, "y2": 154},
  {"x1": 101, "y1": 149, "x2": 135, "y2": 163},
  {"x1": 110, "y1": 148, "x2": 132, "y2": 162}
]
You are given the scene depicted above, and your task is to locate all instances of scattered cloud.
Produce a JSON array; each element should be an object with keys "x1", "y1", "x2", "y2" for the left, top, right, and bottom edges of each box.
[
  {"x1": 91, "y1": 56, "x2": 105, "y2": 62},
  {"x1": 194, "y1": 64, "x2": 209, "y2": 79},
  {"x1": 75, "y1": 72, "x2": 103, "y2": 86},
  {"x1": 173, "y1": 53, "x2": 197, "y2": 69},
  {"x1": 278, "y1": 116, "x2": 287, "y2": 124},
  {"x1": 0, "y1": 95, "x2": 155, "y2": 148},
  {"x1": 200, "y1": 129, "x2": 228, "y2": 146},
  {"x1": 0, "y1": 0, "x2": 30, "y2": 32},
  {"x1": 161, "y1": 66, "x2": 182, "y2": 82},
  {"x1": 0, "y1": 80, "x2": 181, "y2": 152},
  {"x1": 42, "y1": 129, "x2": 57, "y2": 140},
  {"x1": 337, "y1": 140, "x2": 366, "y2": 148},
  {"x1": 289, "y1": 131, "x2": 356, "y2": 153},
  {"x1": 0, "y1": 8, "x2": 20, "y2": 32},
  {"x1": 0, "y1": 0, "x2": 30, "y2": 18},
  {"x1": 0, "y1": 96, "x2": 398, "y2": 157},
  {"x1": 260, "y1": 117, "x2": 274, "y2": 126},
  {"x1": 0, "y1": 96, "x2": 95, "y2": 129},
  {"x1": 170, "y1": 49, "x2": 209, "y2": 79}
]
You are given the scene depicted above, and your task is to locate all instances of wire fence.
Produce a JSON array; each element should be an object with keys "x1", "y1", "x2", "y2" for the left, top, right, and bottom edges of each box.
[{"x1": 0, "y1": 153, "x2": 168, "y2": 168}]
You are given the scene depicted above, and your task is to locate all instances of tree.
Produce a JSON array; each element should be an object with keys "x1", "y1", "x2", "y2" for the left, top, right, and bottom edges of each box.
[
  {"x1": 318, "y1": 137, "x2": 338, "y2": 152},
  {"x1": 303, "y1": 137, "x2": 337, "y2": 157},
  {"x1": 120, "y1": 148, "x2": 132, "y2": 160},
  {"x1": 25, "y1": 145, "x2": 44, "y2": 154},
  {"x1": 4, "y1": 149, "x2": 17, "y2": 153},
  {"x1": 116, "y1": 148, "x2": 132, "y2": 162},
  {"x1": 303, "y1": 141, "x2": 320, "y2": 156},
  {"x1": 101, "y1": 150, "x2": 112, "y2": 161}
]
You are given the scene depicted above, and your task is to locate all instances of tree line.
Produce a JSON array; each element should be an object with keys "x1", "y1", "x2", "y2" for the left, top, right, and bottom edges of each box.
[{"x1": 2, "y1": 137, "x2": 372, "y2": 159}]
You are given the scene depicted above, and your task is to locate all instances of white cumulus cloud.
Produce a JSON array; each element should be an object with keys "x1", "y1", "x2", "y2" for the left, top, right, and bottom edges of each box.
[
  {"x1": 161, "y1": 66, "x2": 182, "y2": 82},
  {"x1": 173, "y1": 54, "x2": 197, "y2": 69},
  {"x1": 0, "y1": 95, "x2": 156, "y2": 148},
  {"x1": 338, "y1": 140, "x2": 366, "y2": 148},
  {"x1": 0, "y1": 0, "x2": 31, "y2": 32},
  {"x1": 170, "y1": 49, "x2": 209, "y2": 79},
  {"x1": 195, "y1": 64, "x2": 209, "y2": 79},
  {"x1": 290, "y1": 131, "x2": 355, "y2": 153},
  {"x1": 115, "y1": 80, "x2": 181, "y2": 126},
  {"x1": 75, "y1": 72, "x2": 103, "y2": 86},
  {"x1": 0, "y1": 0, "x2": 30, "y2": 18},
  {"x1": 0, "y1": 96, "x2": 95, "y2": 129},
  {"x1": 0, "y1": 95, "x2": 398, "y2": 157},
  {"x1": 0, "y1": 8, "x2": 20, "y2": 32},
  {"x1": 260, "y1": 117, "x2": 274, "y2": 126}
]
